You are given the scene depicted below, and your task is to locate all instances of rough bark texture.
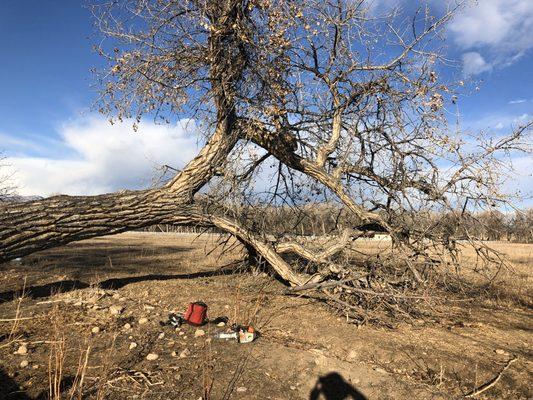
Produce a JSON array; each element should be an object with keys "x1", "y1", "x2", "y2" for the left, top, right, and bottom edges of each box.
[
  {"x1": 241, "y1": 122, "x2": 387, "y2": 226},
  {"x1": 0, "y1": 191, "x2": 308, "y2": 286},
  {"x1": 276, "y1": 229, "x2": 355, "y2": 263},
  {"x1": 0, "y1": 190, "x2": 193, "y2": 262}
]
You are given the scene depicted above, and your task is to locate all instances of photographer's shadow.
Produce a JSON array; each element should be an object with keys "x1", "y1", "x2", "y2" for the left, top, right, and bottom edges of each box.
[{"x1": 309, "y1": 372, "x2": 367, "y2": 400}]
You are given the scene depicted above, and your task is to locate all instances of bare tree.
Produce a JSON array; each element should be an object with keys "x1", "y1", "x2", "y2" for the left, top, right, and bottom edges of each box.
[
  {"x1": 0, "y1": 153, "x2": 15, "y2": 202},
  {"x1": 0, "y1": 0, "x2": 530, "y2": 318}
]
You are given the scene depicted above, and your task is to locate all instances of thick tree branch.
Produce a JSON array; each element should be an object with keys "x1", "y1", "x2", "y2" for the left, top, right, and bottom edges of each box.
[{"x1": 275, "y1": 228, "x2": 355, "y2": 262}]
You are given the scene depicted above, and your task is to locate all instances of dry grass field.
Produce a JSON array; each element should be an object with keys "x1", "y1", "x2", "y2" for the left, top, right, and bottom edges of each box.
[{"x1": 0, "y1": 232, "x2": 531, "y2": 399}]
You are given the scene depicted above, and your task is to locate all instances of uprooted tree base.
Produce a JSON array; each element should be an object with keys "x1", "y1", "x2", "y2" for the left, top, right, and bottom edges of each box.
[{"x1": 0, "y1": 196, "x2": 470, "y2": 325}]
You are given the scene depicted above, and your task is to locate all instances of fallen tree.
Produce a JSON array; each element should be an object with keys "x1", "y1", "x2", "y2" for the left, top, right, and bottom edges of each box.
[{"x1": 1, "y1": 0, "x2": 531, "y2": 321}]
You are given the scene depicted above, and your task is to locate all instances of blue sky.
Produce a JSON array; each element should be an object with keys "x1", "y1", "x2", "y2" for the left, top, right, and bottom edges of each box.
[{"x1": 0, "y1": 0, "x2": 531, "y2": 204}]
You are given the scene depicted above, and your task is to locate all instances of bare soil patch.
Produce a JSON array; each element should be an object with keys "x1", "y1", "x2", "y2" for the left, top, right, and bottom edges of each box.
[{"x1": 1, "y1": 233, "x2": 531, "y2": 399}]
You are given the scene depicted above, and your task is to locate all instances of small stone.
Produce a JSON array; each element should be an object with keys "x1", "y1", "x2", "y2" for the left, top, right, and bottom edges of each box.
[
  {"x1": 174, "y1": 374, "x2": 182, "y2": 380},
  {"x1": 236, "y1": 387, "x2": 247, "y2": 393},
  {"x1": 32, "y1": 364, "x2": 39, "y2": 369},
  {"x1": 73, "y1": 301, "x2": 83, "y2": 307},
  {"x1": 123, "y1": 323, "x2": 132, "y2": 330},
  {"x1": 109, "y1": 305, "x2": 124, "y2": 315},
  {"x1": 112, "y1": 293, "x2": 120, "y2": 299},
  {"x1": 217, "y1": 322, "x2": 226, "y2": 327},
  {"x1": 16, "y1": 345, "x2": 28, "y2": 355},
  {"x1": 20, "y1": 360, "x2": 29, "y2": 368},
  {"x1": 171, "y1": 351, "x2": 177, "y2": 357},
  {"x1": 194, "y1": 329, "x2": 205, "y2": 338},
  {"x1": 178, "y1": 331, "x2": 185, "y2": 336},
  {"x1": 91, "y1": 326, "x2": 100, "y2": 334},
  {"x1": 138, "y1": 317, "x2": 149, "y2": 324},
  {"x1": 146, "y1": 353, "x2": 159, "y2": 361},
  {"x1": 290, "y1": 386, "x2": 296, "y2": 390},
  {"x1": 129, "y1": 342, "x2": 138, "y2": 350},
  {"x1": 144, "y1": 305, "x2": 155, "y2": 311},
  {"x1": 347, "y1": 350, "x2": 358, "y2": 360},
  {"x1": 119, "y1": 297, "x2": 126, "y2": 302},
  {"x1": 374, "y1": 367, "x2": 387, "y2": 374},
  {"x1": 495, "y1": 349, "x2": 508, "y2": 355},
  {"x1": 179, "y1": 348, "x2": 190, "y2": 358},
  {"x1": 314, "y1": 355, "x2": 326, "y2": 366},
  {"x1": 158, "y1": 332, "x2": 165, "y2": 339}
]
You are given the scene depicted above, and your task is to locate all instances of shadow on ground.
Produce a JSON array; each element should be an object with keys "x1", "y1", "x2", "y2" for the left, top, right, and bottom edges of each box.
[
  {"x1": 0, "y1": 268, "x2": 241, "y2": 304},
  {"x1": 309, "y1": 372, "x2": 367, "y2": 400}
]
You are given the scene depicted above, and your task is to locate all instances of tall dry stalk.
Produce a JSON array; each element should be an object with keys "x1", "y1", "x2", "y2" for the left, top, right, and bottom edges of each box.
[
  {"x1": 8, "y1": 276, "x2": 27, "y2": 341},
  {"x1": 48, "y1": 307, "x2": 67, "y2": 400},
  {"x1": 68, "y1": 344, "x2": 91, "y2": 400}
]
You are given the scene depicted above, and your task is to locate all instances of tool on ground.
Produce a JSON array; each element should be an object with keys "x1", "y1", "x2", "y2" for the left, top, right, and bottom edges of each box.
[
  {"x1": 213, "y1": 324, "x2": 258, "y2": 343},
  {"x1": 160, "y1": 313, "x2": 185, "y2": 328},
  {"x1": 160, "y1": 301, "x2": 228, "y2": 328}
]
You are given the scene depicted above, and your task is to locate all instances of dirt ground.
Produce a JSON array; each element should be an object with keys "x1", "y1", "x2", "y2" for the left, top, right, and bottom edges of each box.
[{"x1": 0, "y1": 232, "x2": 531, "y2": 399}]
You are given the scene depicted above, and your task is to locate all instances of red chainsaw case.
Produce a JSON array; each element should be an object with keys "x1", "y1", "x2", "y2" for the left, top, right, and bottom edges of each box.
[{"x1": 184, "y1": 301, "x2": 207, "y2": 326}]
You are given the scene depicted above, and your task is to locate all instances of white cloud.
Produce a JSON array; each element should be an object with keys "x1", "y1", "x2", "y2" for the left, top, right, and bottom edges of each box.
[
  {"x1": 4, "y1": 115, "x2": 200, "y2": 196},
  {"x1": 503, "y1": 155, "x2": 533, "y2": 204},
  {"x1": 461, "y1": 51, "x2": 493, "y2": 76},
  {"x1": 450, "y1": 0, "x2": 533, "y2": 73},
  {"x1": 463, "y1": 112, "x2": 531, "y2": 132},
  {"x1": 509, "y1": 99, "x2": 527, "y2": 104}
]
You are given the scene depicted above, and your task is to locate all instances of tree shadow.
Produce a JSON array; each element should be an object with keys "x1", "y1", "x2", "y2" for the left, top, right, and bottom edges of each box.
[
  {"x1": 0, "y1": 267, "x2": 240, "y2": 304},
  {"x1": 309, "y1": 372, "x2": 367, "y2": 400}
]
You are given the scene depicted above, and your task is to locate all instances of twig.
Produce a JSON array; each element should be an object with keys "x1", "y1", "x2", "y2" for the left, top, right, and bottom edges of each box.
[
  {"x1": 287, "y1": 278, "x2": 351, "y2": 293},
  {"x1": 9, "y1": 276, "x2": 27, "y2": 340},
  {"x1": 464, "y1": 356, "x2": 518, "y2": 398},
  {"x1": 288, "y1": 275, "x2": 368, "y2": 293},
  {"x1": 0, "y1": 317, "x2": 35, "y2": 322},
  {"x1": 36, "y1": 299, "x2": 65, "y2": 305}
]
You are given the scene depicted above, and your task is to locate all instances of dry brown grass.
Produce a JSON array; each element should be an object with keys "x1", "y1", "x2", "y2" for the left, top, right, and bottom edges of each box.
[{"x1": 1, "y1": 233, "x2": 531, "y2": 399}]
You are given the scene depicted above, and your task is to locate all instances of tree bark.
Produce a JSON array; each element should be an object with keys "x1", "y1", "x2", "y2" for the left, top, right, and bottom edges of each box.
[
  {"x1": 241, "y1": 121, "x2": 386, "y2": 226},
  {"x1": 1, "y1": 110, "x2": 238, "y2": 263},
  {"x1": 0, "y1": 190, "x2": 206, "y2": 262}
]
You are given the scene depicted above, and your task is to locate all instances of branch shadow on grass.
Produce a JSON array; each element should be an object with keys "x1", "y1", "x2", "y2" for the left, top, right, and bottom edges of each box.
[
  {"x1": 309, "y1": 372, "x2": 367, "y2": 400},
  {"x1": 0, "y1": 267, "x2": 242, "y2": 304}
]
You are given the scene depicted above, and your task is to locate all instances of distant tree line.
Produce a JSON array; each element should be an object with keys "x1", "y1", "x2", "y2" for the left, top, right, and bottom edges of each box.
[
  {"x1": 433, "y1": 209, "x2": 533, "y2": 243},
  {"x1": 143, "y1": 205, "x2": 532, "y2": 243}
]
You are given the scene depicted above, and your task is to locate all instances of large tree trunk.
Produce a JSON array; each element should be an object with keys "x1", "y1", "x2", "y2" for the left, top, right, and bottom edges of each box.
[
  {"x1": 1, "y1": 109, "x2": 238, "y2": 263},
  {"x1": 0, "y1": 189, "x2": 192, "y2": 262}
]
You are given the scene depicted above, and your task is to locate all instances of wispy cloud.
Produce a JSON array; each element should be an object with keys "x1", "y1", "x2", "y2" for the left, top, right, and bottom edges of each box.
[
  {"x1": 509, "y1": 99, "x2": 527, "y2": 104},
  {"x1": 461, "y1": 112, "x2": 532, "y2": 133},
  {"x1": 449, "y1": 0, "x2": 533, "y2": 75},
  {"x1": 502, "y1": 155, "x2": 533, "y2": 205},
  {"x1": 3, "y1": 115, "x2": 200, "y2": 196},
  {"x1": 461, "y1": 52, "x2": 493, "y2": 76}
]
